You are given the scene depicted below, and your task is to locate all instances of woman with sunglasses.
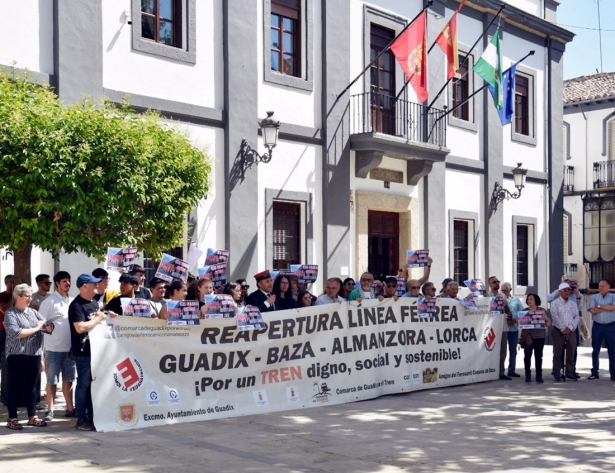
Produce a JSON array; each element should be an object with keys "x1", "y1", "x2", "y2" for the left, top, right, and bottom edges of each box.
[
  {"x1": 235, "y1": 279, "x2": 250, "y2": 305},
  {"x1": 4, "y1": 284, "x2": 54, "y2": 430},
  {"x1": 342, "y1": 278, "x2": 356, "y2": 300}
]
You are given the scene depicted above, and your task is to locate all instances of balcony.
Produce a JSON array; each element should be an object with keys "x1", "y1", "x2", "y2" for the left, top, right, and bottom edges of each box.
[
  {"x1": 349, "y1": 92, "x2": 449, "y2": 185},
  {"x1": 564, "y1": 165, "x2": 574, "y2": 192},
  {"x1": 593, "y1": 160, "x2": 615, "y2": 189}
]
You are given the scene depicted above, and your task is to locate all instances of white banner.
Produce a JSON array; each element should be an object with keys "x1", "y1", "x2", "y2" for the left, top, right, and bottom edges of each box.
[{"x1": 90, "y1": 298, "x2": 504, "y2": 432}]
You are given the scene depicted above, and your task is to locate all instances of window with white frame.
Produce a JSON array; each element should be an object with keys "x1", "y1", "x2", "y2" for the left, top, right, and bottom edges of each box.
[
  {"x1": 511, "y1": 66, "x2": 537, "y2": 146},
  {"x1": 513, "y1": 216, "x2": 536, "y2": 291},
  {"x1": 448, "y1": 211, "x2": 477, "y2": 285}
]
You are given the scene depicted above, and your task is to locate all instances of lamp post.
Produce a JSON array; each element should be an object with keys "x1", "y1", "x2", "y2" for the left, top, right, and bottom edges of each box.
[{"x1": 491, "y1": 163, "x2": 528, "y2": 211}]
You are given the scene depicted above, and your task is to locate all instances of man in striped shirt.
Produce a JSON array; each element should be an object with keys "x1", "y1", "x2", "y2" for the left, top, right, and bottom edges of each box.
[{"x1": 587, "y1": 278, "x2": 615, "y2": 380}]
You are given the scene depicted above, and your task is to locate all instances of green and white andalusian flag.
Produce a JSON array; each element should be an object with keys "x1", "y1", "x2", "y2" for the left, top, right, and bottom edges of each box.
[{"x1": 473, "y1": 28, "x2": 503, "y2": 110}]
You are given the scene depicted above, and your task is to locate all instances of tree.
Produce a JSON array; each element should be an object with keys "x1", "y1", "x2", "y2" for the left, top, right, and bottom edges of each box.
[{"x1": 0, "y1": 70, "x2": 211, "y2": 284}]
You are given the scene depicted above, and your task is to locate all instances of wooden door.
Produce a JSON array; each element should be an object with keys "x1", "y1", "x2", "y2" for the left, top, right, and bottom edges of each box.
[{"x1": 368, "y1": 211, "x2": 399, "y2": 282}]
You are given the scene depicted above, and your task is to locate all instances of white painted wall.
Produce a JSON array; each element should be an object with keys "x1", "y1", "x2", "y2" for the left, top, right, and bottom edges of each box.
[
  {"x1": 102, "y1": 0, "x2": 224, "y2": 109},
  {"x1": 257, "y1": 0, "x2": 322, "y2": 128},
  {"x1": 0, "y1": 248, "x2": 55, "y2": 289},
  {"x1": 0, "y1": 0, "x2": 54, "y2": 74},
  {"x1": 504, "y1": 0, "x2": 542, "y2": 18},
  {"x1": 256, "y1": 138, "x2": 323, "y2": 291}
]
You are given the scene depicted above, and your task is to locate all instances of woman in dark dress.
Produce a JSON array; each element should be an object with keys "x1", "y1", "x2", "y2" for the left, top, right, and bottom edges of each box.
[{"x1": 272, "y1": 275, "x2": 297, "y2": 311}]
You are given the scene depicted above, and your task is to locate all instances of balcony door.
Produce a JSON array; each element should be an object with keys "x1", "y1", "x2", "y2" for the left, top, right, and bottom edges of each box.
[
  {"x1": 370, "y1": 24, "x2": 396, "y2": 135},
  {"x1": 368, "y1": 211, "x2": 399, "y2": 282}
]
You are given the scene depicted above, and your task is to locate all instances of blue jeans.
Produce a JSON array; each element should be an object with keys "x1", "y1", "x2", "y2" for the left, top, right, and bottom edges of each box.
[
  {"x1": 75, "y1": 356, "x2": 93, "y2": 422},
  {"x1": 591, "y1": 322, "x2": 615, "y2": 377},
  {"x1": 507, "y1": 331, "x2": 519, "y2": 374}
]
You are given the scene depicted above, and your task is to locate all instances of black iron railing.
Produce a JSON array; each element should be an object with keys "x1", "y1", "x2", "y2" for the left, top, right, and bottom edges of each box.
[
  {"x1": 593, "y1": 161, "x2": 615, "y2": 189},
  {"x1": 564, "y1": 165, "x2": 574, "y2": 192},
  {"x1": 350, "y1": 92, "x2": 446, "y2": 147}
]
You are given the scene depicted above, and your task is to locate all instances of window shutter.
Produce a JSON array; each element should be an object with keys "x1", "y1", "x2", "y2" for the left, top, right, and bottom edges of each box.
[{"x1": 609, "y1": 120, "x2": 615, "y2": 160}]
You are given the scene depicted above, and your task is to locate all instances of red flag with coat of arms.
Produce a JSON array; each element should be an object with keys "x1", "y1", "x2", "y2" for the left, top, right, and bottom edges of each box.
[
  {"x1": 389, "y1": 11, "x2": 428, "y2": 103},
  {"x1": 435, "y1": 0, "x2": 467, "y2": 80}
]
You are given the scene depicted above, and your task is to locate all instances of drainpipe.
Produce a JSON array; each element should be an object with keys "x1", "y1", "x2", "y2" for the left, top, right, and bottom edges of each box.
[{"x1": 544, "y1": 35, "x2": 551, "y2": 293}]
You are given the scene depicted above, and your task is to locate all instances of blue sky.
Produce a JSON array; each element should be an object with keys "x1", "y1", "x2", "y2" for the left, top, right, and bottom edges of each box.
[{"x1": 558, "y1": 0, "x2": 615, "y2": 79}]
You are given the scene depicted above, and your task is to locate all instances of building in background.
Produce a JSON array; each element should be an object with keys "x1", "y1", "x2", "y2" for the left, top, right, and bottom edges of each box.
[{"x1": 0, "y1": 0, "x2": 572, "y2": 299}]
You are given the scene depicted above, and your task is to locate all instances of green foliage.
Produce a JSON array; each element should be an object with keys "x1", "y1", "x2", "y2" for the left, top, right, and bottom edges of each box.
[{"x1": 0, "y1": 69, "x2": 210, "y2": 260}]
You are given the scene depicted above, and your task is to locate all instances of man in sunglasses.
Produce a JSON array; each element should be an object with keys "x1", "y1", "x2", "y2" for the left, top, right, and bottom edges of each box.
[
  {"x1": 379, "y1": 277, "x2": 400, "y2": 301},
  {"x1": 348, "y1": 272, "x2": 377, "y2": 302},
  {"x1": 30, "y1": 274, "x2": 52, "y2": 311},
  {"x1": 485, "y1": 276, "x2": 513, "y2": 380}
]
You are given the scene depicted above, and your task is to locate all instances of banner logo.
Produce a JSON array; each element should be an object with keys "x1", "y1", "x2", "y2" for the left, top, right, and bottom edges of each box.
[
  {"x1": 423, "y1": 368, "x2": 438, "y2": 383},
  {"x1": 117, "y1": 403, "x2": 137, "y2": 426},
  {"x1": 483, "y1": 327, "x2": 496, "y2": 351},
  {"x1": 146, "y1": 389, "x2": 161, "y2": 407},
  {"x1": 253, "y1": 389, "x2": 269, "y2": 406},
  {"x1": 167, "y1": 387, "x2": 181, "y2": 404},
  {"x1": 312, "y1": 381, "x2": 332, "y2": 403},
  {"x1": 111, "y1": 352, "x2": 147, "y2": 398}
]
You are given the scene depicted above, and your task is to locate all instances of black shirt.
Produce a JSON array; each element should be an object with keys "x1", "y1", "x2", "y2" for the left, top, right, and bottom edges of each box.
[
  {"x1": 134, "y1": 287, "x2": 152, "y2": 300},
  {"x1": 105, "y1": 295, "x2": 124, "y2": 316},
  {"x1": 68, "y1": 295, "x2": 100, "y2": 357}
]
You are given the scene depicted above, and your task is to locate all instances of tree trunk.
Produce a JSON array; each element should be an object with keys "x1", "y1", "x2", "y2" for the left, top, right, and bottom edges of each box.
[{"x1": 12, "y1": 243, "x2": 33, "y2": 286}]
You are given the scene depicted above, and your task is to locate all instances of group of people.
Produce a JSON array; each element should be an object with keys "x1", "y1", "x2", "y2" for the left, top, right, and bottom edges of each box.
[{"x1": 2, "y1": 260, "x2": 615, "y2": 432}]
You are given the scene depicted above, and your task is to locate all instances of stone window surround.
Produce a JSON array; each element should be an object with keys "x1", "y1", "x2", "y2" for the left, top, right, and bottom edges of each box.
[
  {"x1": 512, "y1": 215, "x2": 537, "y2": 295},
  {"x1": 265, "y1": 189, "x2": 313, "y2": 270},
  {"x1": 131, "y1": 0, "x2": 197, "y2": 64},
  {"x1": 448, "y1": 210, "x2": 478, "y2": 282},
  {"x1": 511, "y1": 64, "x2": 537, "y2": 146},
  {"x1": 447, "y1": 44, "x2": 478, "y2": 133},
  {"x1": 263, "y1": 0, "x2": 314, "y2": 91}
]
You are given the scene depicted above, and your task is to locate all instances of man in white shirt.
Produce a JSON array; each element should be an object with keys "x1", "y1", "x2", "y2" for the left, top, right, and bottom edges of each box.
[
  {"x1": 315, "y1": 279, "x2": 345, "y2": 305},
  {"x1": 39, "y1": 271, "x2": 75, "y2": 420},
  {"x1": 550, "y1": 282, "x2": 580, "y2": 381}
]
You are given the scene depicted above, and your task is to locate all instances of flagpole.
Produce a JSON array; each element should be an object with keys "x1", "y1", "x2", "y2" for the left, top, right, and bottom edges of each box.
[
  {"x1": 335, "y1": 1, "x2": 433, "y2": 102},
  {"x1": 424, "y1": 3, "x2": 506, "y2": 110},
  {"x1": 426, "y1": 50, "x2": 535, "y2": 143}
]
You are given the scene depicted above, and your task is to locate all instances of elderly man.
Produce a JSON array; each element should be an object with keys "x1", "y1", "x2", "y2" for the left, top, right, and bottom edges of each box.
[
  {"x1": 485, "y1": 276, "x2": 512, "y2": 380},
  {"x1": 438, "y1": 281, "x2": 460, "y2": 300},
  {"x1": 105, "y1": 274, "x2": 140, "y2": 316},
  {"x1": 315, "y1": 278, "x2": 345, "y2": 305},
  {"x1": 587, "y1": 278, "x2": 615, "y2": 380},
  {"x1": 39, "y1": 271, "x2": 74, "y2": 421},
  {"x1": 30, "y1": 274, "x2": 52, "y2": 311},
  {"x1": 401, "y1": 257, "x2": 433, "y2": 296},
  {"x1": 348, "y1": 272, "x2": 377, "y2": 302},
  {"x1": 69, "y1": 274, "x2": 117, "y2": 431},
  {"x1": 551, "y1": 282, "x2": 580, "y2": 382},
  {"x1": 501, "y1": 282, "x2": 523, "y2": 377},
  {"x1": 379, "y1": 276, "x2": 400, "y2": 301},
  {"x1": 421, "y1": 282, "x2": 437, "y2": 298},
  {"x1": 247, "y1": 270, "x2": 276, "y2": 312}
]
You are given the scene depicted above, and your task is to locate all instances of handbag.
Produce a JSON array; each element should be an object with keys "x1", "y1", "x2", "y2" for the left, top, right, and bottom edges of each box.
[{"x1": 519, "y1": 330, "x2": 533, "y2": 349}]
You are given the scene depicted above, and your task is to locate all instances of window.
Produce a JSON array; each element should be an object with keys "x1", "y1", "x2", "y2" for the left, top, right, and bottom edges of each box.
[
  {"x1": 452, "y1": 65, "x2": 469, "y2": 121},
  {"x1": 271, "y1": 1, "x2": 300, "y2": 77},
  {"x1": 453, "y1": 220, "x2": 469, "y2": 284},
  {"x1": 563, "y1": 214, "x2": 569, "y2": 265},
  {"x1": 141, "y1": 0, "x2": 181, "y2": 47},
  {"x1": 370, "y1": 24, "x2": 396, "y2": 134},
  {"x1": 264, "y1": 0, "x2": 313, "y2": 91},
  {"x1": 516, "y1": 225, "x2": 529, "y2": 286},
  {"x1": 583, "y1": 194, "x2": 615, "y2": 279},
  {"x1": 131, "y1": 0, "x2": 196, "y2": 64},
  {"x1": 515, "y1": 75, "x2": 529, "y2": 136},
  {"x1": 272, "y1": 201, "x2": 301, "y2": 270}
]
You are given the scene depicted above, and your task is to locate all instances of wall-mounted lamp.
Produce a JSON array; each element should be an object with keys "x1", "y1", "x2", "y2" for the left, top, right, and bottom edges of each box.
[
  {"x1": 241, "y1": 111, "x2": 281, "y2": 169},
  {"x1": 490, "y1": 163, "x2": 528, "y2": 211}
]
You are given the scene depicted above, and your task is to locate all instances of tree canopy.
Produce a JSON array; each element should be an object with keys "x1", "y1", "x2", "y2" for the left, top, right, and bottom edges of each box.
[{"x1": 0, "y1": 70, "x2": 211, "y2": 283}]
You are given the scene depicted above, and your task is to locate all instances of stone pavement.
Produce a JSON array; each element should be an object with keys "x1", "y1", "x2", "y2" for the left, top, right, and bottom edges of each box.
[{"x1": 2, "y1": 346, "x2": 615, "y2": 473}]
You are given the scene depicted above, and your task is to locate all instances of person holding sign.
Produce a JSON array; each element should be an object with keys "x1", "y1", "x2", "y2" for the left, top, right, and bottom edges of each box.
[
  {"x1": 485, "y1": 276, "x2": 513, "y2": 380},
  {"x1": 587, "y1": 278, "x2": 615, "y2": 381},
  {"x1": 521, "y1": 294, "x2": 550, "y2": 383},
  {"x1": 158, "y1": 280, "x2": 188, "y2": 320},
  {"x1": 379, "y1": 277, "x2": 400, "y2": 302},
  {"x1": 501, "y1": 282, "x2": 523, "y2": 378},
  {"x1": 104, "y1": 274, "x2": 140, "y2": 316},
  {"x1": 247, "y1": 270, "x2": 276, "y2": 313},
  {"x1": 401, "y1": 257, "x2": 433, "y2": 298}
]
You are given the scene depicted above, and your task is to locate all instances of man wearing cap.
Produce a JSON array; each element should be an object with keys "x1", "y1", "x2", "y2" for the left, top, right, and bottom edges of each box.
[
  {"x1": 247, "y1": 270, "x2": 276, "y2": 312},
  {"x1": 104, "y1": 274, "x2": 140, "y2": 316},
  {"x1": 550, "y1": 281, "x2": 580, "y2": 381},
  {"x1": 587, "y1": 278, "x2": 615, "y2": 380},
  {"x1": 68, "y1": 274, "x2": 117, "y2": 431}
]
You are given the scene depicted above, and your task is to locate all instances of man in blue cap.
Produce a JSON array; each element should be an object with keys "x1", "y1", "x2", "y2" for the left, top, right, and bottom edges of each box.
[{"x1": 68, "y1": 274, "x2": 117, "y2": 431}]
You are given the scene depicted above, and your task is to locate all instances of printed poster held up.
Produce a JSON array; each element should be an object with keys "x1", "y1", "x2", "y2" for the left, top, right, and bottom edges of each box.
[
  {"x1": 290, "y1": 264, "x2": 318, "y2": 284},
  {"x1": 106, "y1": 247, "x2": 138, "y2": 271},
  {"x1": 155, "y1": 254, "x2": 189, "y2": 283},
  {"x1": 236, "y1": 306, "x2": 266, "y2": 331},
  {"x1": 198, "y1": 263, "x2": 227, "y2": 287},
  {"x1": 518, "y1": 310, "x2": 547, "y2": 329},
  {"x1": 204, "y1": 294, "x2": 236, "y2": 319},
  {"x1": 406, "y1": 249, "x2": 429, "y2": 268},
  {"x1": 120, "y1": 298, "x2": 152, "y2": 318},
  {"x1": 464, "y1": 279, "x2": 486, "y2": 297},
  {"x1": 166, "y1": 300, "x2": 200, "y2": 326},
  {"x1": 205, "y1": 249, "x2": 229, "y2": 266}
]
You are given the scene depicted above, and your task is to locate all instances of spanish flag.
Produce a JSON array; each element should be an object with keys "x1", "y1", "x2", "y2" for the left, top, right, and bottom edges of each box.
[
  {"x1": 390, "y1": 11, "x2": 428, "y2": 103},
  {"x1": 435, "y1": 0, "x2": 466, "y2": 80}
]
